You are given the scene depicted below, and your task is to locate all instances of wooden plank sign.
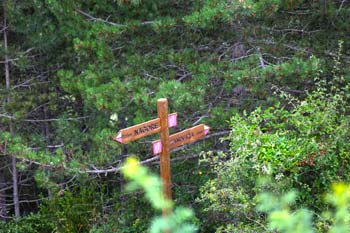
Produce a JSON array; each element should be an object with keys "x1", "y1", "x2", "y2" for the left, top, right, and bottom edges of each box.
[
  {"x1": 114, "y1": 113, "x2": 177, "y2": 144},
  {"x1": 152, "y1": 124, "x2": 209, "y2": 155},
  {"x1": 113, "y1": 98, "x2": 210, "y2": 220}
]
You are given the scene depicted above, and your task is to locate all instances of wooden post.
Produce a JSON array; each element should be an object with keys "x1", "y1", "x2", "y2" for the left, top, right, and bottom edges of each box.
[{"x1": 157, "y1": 98, "x2": 172, "y2": 215}]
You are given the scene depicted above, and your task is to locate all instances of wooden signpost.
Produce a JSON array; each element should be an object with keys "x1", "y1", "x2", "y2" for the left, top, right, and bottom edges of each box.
[{"x1": 114, "y1": 98, "x2": 209, "y2": 216}]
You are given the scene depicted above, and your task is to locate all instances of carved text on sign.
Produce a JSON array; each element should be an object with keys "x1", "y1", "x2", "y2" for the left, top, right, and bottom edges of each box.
[
  {"x1": 114, "y1": 113, "x2": 177, "y2": 144},
  {"x1": 152, "y1": 124, "x2": 209, "y2": 154}
]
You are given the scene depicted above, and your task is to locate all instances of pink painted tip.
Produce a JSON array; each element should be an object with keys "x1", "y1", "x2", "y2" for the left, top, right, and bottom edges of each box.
[
  {"x1": 204, "y1": 125, "x2": 210, "y2": 135},
  {"x1": 115, "y1": 133, "x2": 123, "y2": 143},
  {"x1": 116, "y1": 137, "x2": 123, "y2": 143}
]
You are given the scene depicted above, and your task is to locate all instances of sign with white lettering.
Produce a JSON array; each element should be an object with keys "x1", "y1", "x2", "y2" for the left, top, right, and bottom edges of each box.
[
  {"x1": 114, "y1": 113, "x2": 177, "y2": 144},
  {"x1": 152, "y1": 124, "x2": 209, "y2": 154}
]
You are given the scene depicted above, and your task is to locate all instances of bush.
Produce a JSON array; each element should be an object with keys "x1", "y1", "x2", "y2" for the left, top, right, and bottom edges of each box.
[
  {"x1": 0, "y1": 213, "x2": 54, "y2": 233},
  {"x1": 197, "y1": 53, "x2": 350, "y2": 231}
]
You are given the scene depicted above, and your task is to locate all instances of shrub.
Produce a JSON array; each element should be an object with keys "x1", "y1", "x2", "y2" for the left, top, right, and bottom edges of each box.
[
  {"x1": 0, "y1": 213, "x2": 54, "y2": 233},
  {"x1": 197, "y1": 53, "x2": 350, "y2": 231}
]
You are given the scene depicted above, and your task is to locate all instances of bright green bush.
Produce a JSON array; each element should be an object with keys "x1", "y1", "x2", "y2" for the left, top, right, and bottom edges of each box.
[{"x1": 198, "y1": 52, "x2": 350, "y2": 231}]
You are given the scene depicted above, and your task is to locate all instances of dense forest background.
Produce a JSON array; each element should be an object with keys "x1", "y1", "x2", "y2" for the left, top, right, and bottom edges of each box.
[{"x1": 0, "y1": 0, "x2": 350, "y2": 232}]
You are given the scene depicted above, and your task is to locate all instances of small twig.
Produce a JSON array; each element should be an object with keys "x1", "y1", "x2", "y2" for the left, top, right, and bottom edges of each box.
[
  {"x1": 244, "y1": 213, "x2": 269, "y2": 231},
  {"x1": 76, "y1": 9, "x2": 125, "y2": 27},
  {"x1": 192, "y1": 115, "x2": 209, "y2": 125},
  {"x1": 257, "y1": 46, "x2": 265, "y2": 68},
  {"x1": 0, "y1": 177, "x2": 34, "y2": 193},
  {"x1": 0, "y1": 113, "x2": 15, "y2": 120},
  {"x1": 20, "y1": 158, "x2": 55, "y2": 169},
  {"x1": 177, "y1": 72, "x2": 192, "y2": 82},
  {"x1": 23, "y1": 116, "x2": 90, "y2": 122},
  {"x1": 76, "y1": 9, "x2": 155, "y2": 27},
  {"x1": 83, "y1": 155, "x2": 160, "y2": 174},
  {"x1": 0, "y1": 214, "x2": 13, "y2": 220},
  {"x1": 29, "y1": 143, "x2": 65, "y2": 150},
  {"x1": 4, "y1": 198, "x2": 44, "y2": 206},
  {"x1": 0, "y1": 25, "x2": 8, "y2": 34},
  {"x1": 338, "y1": 0, "x2": 347, "y2": 11},
  {"x1": 0, "y1": 114, "x2": 89, "y2": 122}
]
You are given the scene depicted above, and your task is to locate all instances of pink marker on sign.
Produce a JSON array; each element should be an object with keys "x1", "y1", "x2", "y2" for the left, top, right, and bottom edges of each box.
[
  {"x1": 114, "y1": 132, "x2": 123, "y2": 143},
  {"x1": 168, "y1": 113, "x2": 177, "y2": 128},
  {"x1": 153, "y1": 141, "x2": 163, "y2": 155},
  {"x1": 204, "y1": 125, "x2": 210, "y2": 135}
]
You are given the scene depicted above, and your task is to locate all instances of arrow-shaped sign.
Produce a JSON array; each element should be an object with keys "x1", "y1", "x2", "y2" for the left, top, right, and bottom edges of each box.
[
  {"x1": 114, "y1": 113, "x2": 177, "y2": 144},
  {"x1": 152, "y1": 124, "x2": 209, "y2": 155}
]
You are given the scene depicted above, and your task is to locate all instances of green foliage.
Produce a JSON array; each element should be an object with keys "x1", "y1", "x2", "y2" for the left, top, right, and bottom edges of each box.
[
  {"x1": 122, "y1": 157, "x2": 172, "y2": 211},
  {"x1": 198, "y1": 52, "x2": 350, "y2": 231},
  {"x1": 325, "y1": 183, "x2": 350, "y2": 233},
  {"x1": 257, "y1": 189, "x2": 313, "y2": 233},
  {"x1": 257, "y1": 183, "x2": 350, "y2": 233},
  {"x1": 39, "y1": 187, "x2": 103, "y2": 233},
  {"x1": 0, "y1": 213, "x2": 54, "y2": 233},
  {"x1": 122, "y1": 157, "x2": 197, "y2": 233}
]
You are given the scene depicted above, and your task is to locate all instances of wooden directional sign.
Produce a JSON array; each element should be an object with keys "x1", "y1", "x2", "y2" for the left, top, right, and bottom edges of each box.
[
  {"x1": 113, "y1": 98, "x2": 210, "y2": 220},
  {"x1": 152, "y1": 124, "x2": 210, "y2": 155},
  {"x1": 113, "y1": 113, "x2": 177, "y2": 144}
]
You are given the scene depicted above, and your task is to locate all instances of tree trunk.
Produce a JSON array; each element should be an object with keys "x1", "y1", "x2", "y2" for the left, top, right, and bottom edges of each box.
[
  {"x1": 44, "y1": 103, "x2": 52, "y2": 201},
  {"x1": 3, "y1": 2, "x2": 20, "y2": 218},
  {"x1": 0, "y1": 170, "x2": 7, "y2": 220}
]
